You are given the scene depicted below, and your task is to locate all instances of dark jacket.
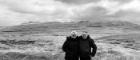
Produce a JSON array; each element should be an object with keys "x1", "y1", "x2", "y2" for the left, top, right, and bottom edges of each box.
[
  {"x1": 62, "y1": 36, "x2": 79, "y2": 60},
  {"x1": 79, "y1": 35, "x2": 97, "y2": 57}
]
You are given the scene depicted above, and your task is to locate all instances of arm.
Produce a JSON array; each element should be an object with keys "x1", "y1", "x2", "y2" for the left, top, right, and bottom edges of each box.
[
  {"x1": 89, "y1": 39, "x2": 97, "y2": 57},
  {"x1": 62, "y1": 37, "x2": 70, "y2": 52}
]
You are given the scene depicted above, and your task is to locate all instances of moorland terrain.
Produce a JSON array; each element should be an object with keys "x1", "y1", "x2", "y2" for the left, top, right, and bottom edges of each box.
[{"x1": 0, "y1": 21, "x2": 139, "y2": 60}]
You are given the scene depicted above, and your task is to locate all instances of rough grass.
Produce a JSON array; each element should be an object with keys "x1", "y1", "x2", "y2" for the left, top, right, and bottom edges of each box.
[{"x1": 0, "y1": 34, "x2": 139, "y2": 60}]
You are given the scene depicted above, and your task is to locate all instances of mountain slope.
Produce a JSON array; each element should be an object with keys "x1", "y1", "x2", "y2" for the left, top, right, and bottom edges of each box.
[{"x1": 1, "y1": 21, "x2": 140, "y2": 34}]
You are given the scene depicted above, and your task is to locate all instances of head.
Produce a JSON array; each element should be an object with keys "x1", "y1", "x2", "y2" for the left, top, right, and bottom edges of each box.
[
  {"x1": 81, "y1": 31, "x2": 89, "y2": 39},
  {"x1": 70, "y1": 31, "x2": 77, "y2": 38}
]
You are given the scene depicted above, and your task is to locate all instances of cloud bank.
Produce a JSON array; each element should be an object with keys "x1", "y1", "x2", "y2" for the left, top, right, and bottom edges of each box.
[{"x1": 0, "y1": 0, "x2": 140, "y2": 26}]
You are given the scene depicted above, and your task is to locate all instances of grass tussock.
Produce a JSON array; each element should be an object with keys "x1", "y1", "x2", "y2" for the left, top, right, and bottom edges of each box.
[{"x1": 0, "y1": 35, "x2": 139, "y2": 60}]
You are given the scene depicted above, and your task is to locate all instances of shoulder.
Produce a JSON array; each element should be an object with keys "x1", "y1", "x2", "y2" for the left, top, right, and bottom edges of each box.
[
  {"x1": 87, "y1": 36, "x2": 94, "y2": 41},
  {"x1": 65, "y1": 36, "x2": 71, "y2": 41},
  {"x1": 66, "y1": 36, "x2": 72, "y2": 39},
  {"x1": 79, "y1": 36, "x2": 82, "y2": 38},
  {"x1": 88, "y1": 35, "x2": 93, "y2": 39}
]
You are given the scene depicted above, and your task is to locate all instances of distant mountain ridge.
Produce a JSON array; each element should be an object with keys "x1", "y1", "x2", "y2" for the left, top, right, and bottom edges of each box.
[{"x1": 1, "y1": 20, "x2": 140, "y2": 33}]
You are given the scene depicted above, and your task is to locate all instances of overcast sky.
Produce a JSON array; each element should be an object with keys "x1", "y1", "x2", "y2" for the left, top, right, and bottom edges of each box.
[{"x1": 0, "y1": 0, "x2": 140, "y2": 26}]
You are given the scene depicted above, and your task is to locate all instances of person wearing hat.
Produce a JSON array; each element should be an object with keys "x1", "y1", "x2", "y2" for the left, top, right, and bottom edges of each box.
[{"x1": 62, "y1": 31, "x2": 79, "y2": 60}]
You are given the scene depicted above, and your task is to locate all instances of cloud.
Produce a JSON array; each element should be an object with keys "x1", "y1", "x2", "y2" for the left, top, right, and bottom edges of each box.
[
  {"x1": 1, "y1": 0, "x2": 70, "y2": 14},
  {"x1": 97, "y1": 0, "x2": 140, "y2": 14},
  {"x1": 109, "y1": 0, "x2": 132, "y2": 3},
  {"x1": 0, "y1": 5, "x2": 32, "y2": 26},
  {"x1": 0, "y1": 0, "x2": 140, "y2": 26},
  {"x1": 70, "y1": 0, "x2": 140, "y2": 23},
  {"x1": 0, "y1": 0, "x2": 101, "y2": 26},
  {"x1": 120, "y1": 0, "x2": 140, "y2": 12},
  {"x1": 0, "y1": 0, "x2": 78, "y2": 26},
  {"x1": 56, "y1": 0, "x2": 99, "y2": 5}
]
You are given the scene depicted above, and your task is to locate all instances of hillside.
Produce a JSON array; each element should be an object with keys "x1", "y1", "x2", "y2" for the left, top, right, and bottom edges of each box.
[
  {"x1": 0, "y1": 21, "x2": 140, "y2": 60},
  {"x1": 1, "y1": 21, "x2": 140, "y2": 34}
]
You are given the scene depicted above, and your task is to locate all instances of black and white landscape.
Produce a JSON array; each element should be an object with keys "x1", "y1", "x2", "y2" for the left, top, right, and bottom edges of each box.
[{"x1": 0, "y1": 0, "x2": 140, "y2": 60}]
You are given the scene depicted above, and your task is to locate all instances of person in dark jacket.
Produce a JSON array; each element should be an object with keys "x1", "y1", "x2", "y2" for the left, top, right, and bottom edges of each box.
[
  {"x1": 79, "y1": 31, "x2": 97, "y2": 60},
  {"x1": 62, "y1": 31, "x2": 79, "y2": 60}
]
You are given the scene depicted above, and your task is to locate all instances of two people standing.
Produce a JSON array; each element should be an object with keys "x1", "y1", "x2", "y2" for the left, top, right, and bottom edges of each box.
[{"x1": 62, "y1": 31, "x2": 97, "y2": 60}]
